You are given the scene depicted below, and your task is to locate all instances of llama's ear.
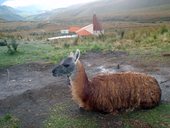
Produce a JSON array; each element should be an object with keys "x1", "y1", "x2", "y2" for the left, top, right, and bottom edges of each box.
[
  {"x1": 74, "y1": 49, "x2": 80, "y2": 63},
  {"x1": 69, "y1": 52, "x2": 74, "y2": 57}
]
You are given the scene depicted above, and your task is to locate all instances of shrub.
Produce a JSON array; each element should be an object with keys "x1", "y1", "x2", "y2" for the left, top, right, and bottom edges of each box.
[
  {"x1": 120, "y1": 30, "x2": 125, "y2": 39},
  {"x1": 63, "y1": 43, "x2": 70, "y2": 48},
  {"x1": 5, "y1": 39, "x2": 19, "y2": 54},
  {"x1": 98, "y1": 33, "x2": 106, "y2": 41},
  {"x1": 0, "y1": 39, "x2": 7, "y2": 46},
  {"x1": 7, "y1": 43, "x2": 13, "y2": 54},
  {"x1": 11, "y1": 39, "x2": 18, "y2": 52},
  {"x1": 73, "y1": 37, "x2": 79, "y2": 45},
  {"x1": 160, "y1": 25, "x2": 169, "y2": 34},
  {"x1": 91, "y1": 43, "x2": 103, "y2": 52},
  {"x1": 0, "y1": 114, "x2": 20, "y2": 128}
]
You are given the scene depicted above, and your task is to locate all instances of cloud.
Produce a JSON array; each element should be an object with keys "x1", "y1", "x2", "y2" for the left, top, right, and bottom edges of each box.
[
  {"x1": 2, "y1": 0, "x2": 98, "y2": 10},
  {"x1": 0, "y1": 0, "x2": 7, "y2": 4}
]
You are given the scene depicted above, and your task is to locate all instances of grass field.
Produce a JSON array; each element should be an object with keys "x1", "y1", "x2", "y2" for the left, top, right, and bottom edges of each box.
[
  {"x1": 0, "y1": 114, "x2": 20, "y2": 128},
  {"x1": 0, "y1": 24, "x2": 170, "y2": 68},
  {"x1": 1, "y1": 95, "x2": 169, "y2": 127},
  {"x1": 43, "y1": 102, "x2": 170, "y2": 128},
  {"x1": 0, "y1": 24, "x2": 170, "y2": 128},
  {"x1": 122, "y1": 103, "x2": 170, "y2": 128},
  {"x1": 0, "y1": 40, "x2": 107, "y2": 67}
]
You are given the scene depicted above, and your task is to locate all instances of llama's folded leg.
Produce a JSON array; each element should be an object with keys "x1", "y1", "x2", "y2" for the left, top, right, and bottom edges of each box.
[{"x1": 111, "y1": 110, "x2": 118, "y2": 115}]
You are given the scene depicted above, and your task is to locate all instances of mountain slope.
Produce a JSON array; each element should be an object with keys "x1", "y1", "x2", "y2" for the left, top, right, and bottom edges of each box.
[
  {"x1": 16, "y1": 5, "x2": 45, "y2": 16},
  {"x1": 31, "y1": 0, "x2": 170, "y2": 22},
  {"x1": 0, "y1": 5, "x2": 24, "y2": 21},
  {"x1": 27, "y1": 8, "x2": 66, "y2": 21}
]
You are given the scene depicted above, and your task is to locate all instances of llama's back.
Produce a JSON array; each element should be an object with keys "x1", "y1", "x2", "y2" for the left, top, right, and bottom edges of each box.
[{"x1": 87, "y1": 72, "x2": 161, "y2": 112}]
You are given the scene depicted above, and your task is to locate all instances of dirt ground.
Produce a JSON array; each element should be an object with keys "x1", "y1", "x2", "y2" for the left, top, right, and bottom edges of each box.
[{"x1": 0, "y1": 52, "x2": 170, "y2": 128}]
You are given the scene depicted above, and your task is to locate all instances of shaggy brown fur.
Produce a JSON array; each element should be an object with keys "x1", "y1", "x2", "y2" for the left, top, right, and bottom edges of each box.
[{"x1": 70, "y1": 60, "x2": 161, "y2": 113}]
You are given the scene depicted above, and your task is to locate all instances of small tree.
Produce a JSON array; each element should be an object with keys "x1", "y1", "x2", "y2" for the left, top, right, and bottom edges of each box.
[
  {"x1": 7, "y1": 44, "x2": 13, "y2": 54},
  {"x1": 11, "y1": 39, "x2": 18, "y2": 52},
  {"x1": 160, "y1": 25, "x2": 168, "y2": 34},
  {"x1": 0, "y1": 39, "x2": 7, "y2": 46},
  {"x1": 73, "y1": 36, "x2": 79, "y2": 45},
  {"x1": 5, "y1": 39, "x2": 19, "y2": 54},
  {"x1": 120, "y1": 30, "x2": 125, "y2": 39}
]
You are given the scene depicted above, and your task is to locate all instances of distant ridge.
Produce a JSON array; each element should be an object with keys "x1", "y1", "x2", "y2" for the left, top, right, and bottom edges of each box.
[
  {"x1": 29, "y1": 0, "x2": 170, "y2": 22},
  {"x1": 0, "y1": 5, "x2": 24, "y2": 21},
  {"x1": 1, "y1": 0, "x2": 170, "y2": 22}
]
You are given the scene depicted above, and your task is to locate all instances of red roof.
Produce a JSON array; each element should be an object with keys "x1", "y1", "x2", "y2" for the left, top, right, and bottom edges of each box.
[
  {"x1": 76, "y1": 29, "x2": 92, "y2": 36},
  {"x1": 69, "y1": 26, "x2": 81, "y2": 33}
]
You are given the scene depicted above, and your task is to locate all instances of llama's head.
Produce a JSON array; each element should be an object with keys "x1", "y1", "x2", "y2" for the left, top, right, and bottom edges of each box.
[{"x1": 52, "y1": 49, "x2": 80, "y2": 77}]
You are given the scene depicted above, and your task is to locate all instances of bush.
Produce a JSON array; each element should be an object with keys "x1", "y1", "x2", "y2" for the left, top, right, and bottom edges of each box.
[
  {"x1": 63, "y1": 43, "x2": 70, "y2": 48},
  {"x1": 5, "y1": 39, "x2": 19, "y2": 54},
  {"x1": 11, "y1": 39, "x2": 18, "y2": 52},
  {"x1": 0, "y1": 39, "x2": 7, "y2": 46},
  {"x1": 91, "y1": 43, "x2": 103, "y2": 52},
  {"x1": 160, "y1": 25, "x2": 169, "y2": 34},
  {"x1": 120, "y1": 30, "x2": 125, "y2": 39},
  {"x1": 0, "y1": 114, "x2": 20, "y2": 128},
  {"x1": 73, "y1": 37, "x2": 79, "y2": 45}
]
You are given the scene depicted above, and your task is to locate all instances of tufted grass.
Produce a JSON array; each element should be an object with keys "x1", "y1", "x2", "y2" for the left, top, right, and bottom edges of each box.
[
  {"x1": 0, "y1": 24, "x2": 170, "y2": 68},
  {"x1": 44, "y1": 102, "x2": 170, "y2": 128},
  {"x1": 0, "y1": 40, "x2": 108, "y2": 68},
  {"x1": 0, "y1": 114, "x2": 20, "y2": 128},
  {"x1": 122, "y1": 103, "x2": 170, "y2": 128}
]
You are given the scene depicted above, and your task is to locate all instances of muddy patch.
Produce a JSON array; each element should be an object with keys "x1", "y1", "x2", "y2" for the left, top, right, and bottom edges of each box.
[
  {"x1": 0, "y1": 52, "x2": 170, "y2": 127},
  {"x1": 0, "y1": 62, "x2": 57, "y2": 100}
]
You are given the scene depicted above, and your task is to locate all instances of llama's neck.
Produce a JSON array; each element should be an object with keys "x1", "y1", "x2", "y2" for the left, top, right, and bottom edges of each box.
[
  {"x1": 70, "y1": 60, "x2": 89, "y2": 84},
  {"x1": 69, "y1": 60, "x2": 89, "y2": 107}
]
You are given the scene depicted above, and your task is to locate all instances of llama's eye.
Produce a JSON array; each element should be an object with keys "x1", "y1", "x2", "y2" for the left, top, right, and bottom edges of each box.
[{"x1": 63, "y1": 64, "x2": 69, "y2": 67}]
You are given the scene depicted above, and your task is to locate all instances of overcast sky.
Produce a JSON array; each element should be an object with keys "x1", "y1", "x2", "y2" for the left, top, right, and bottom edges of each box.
[{"x1": 2, "y1": 0, "x2": 99, "y2": 10}]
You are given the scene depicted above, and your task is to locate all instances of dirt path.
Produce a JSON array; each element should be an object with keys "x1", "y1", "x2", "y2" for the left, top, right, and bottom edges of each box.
[{"x1": 0, "y1": 52, "x2": 170, "y2": 127}]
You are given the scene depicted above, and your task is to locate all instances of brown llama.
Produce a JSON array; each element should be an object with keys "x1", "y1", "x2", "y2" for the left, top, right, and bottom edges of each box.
[{"x1": 52, "y1": 49, "x2": 161, "y2": 114}]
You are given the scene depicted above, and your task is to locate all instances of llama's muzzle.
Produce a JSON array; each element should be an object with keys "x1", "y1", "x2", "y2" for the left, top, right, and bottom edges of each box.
[{"x1": 52, "y1": 64, "x2": 73, "y2": 77}]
